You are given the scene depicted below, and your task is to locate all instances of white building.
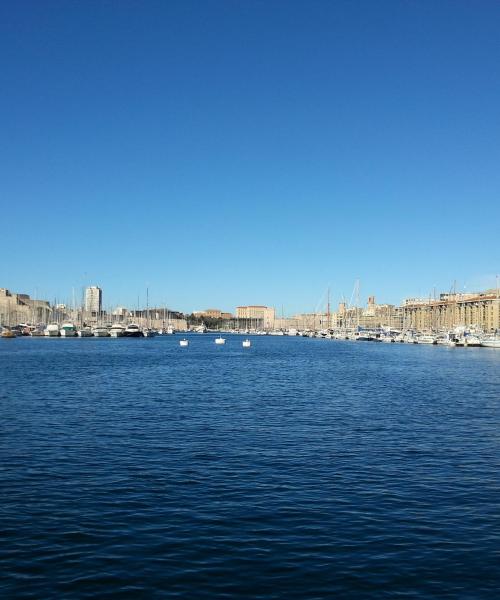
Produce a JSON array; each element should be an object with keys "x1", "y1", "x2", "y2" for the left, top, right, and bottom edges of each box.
[{"x1": 85, "y1": 286, "x2": 102, "y2": 314}]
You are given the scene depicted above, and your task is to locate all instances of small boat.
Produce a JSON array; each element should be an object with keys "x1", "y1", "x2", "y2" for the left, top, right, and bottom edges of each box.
[
  {"x1": 179, "y1": 339, "x2": 189, "y2": 347},
  {"x1": 242, "y1": 339, "x2": 251, "y2": 348},
  {"x1": 415, "y1": 334, "x2": 437, "y2": 345},
  {"x1": 462, "y1": 335, "x2": 482, "y2": 347},
  {"x1": 77, "y1": 327, "x2": 94, "y2": 337},
  {"x1": 481, "y1": 336, "x2": 500, "y2": 348},
  {"x1": 109, "y1": 324, "x2": 126, "y2": 337},
  {"x1": 1, "y1": 328, "x2": 16, "y2": 338},
  {"x1": 60, "y1": 322, "x2": 78, "y2": 337},
  {"x1": 92, "y1": 326, "x2": 110, "y2": 337},
  {"x1": 44, "y1": 323, "x2": 60, "y2": 337},
  {"x1": 123, "y1": 323, "x2": 144, "y2": 337},
  {"x1": 215, "y1": 336, "x2": 226, "y2": 345},
  {"x1": 143, "y1": 328, "x2": 157, "y2": 338}
]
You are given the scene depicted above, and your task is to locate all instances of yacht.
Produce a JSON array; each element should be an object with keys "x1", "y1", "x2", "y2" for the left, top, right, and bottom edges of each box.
[
  {"x1": 60, "y1": 322, "x2": 78, "y2": 337},
  {"x1": 109, "y1": 324, "x2": 126, "y2": 338},
  {"x1": 45, "y1": 323, "x2": 60, "y2": 337},
  {"x1": 355, "y1": 332, "x2": 373, "y2": 341},
  {"x1": 415, "y1": 334, "x2": 437, "y2": 345},
  {"x1": 123, "y1": 323, "x2": 143, "y2": 337},
  {"x1": 92, "y1": 326, "x2": 110, "y2": 337},
  {"x1": 77, "y1": 327, "x2": 93, "y2": 337},
  {"x1": 460, "y1": 334, "x2": 482, "y2": 347},
  {"x1": 481, "y1": 335, "x2": 500, "y2": 348}
]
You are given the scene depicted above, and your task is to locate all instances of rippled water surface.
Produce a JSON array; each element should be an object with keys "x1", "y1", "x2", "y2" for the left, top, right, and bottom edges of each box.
[{"x1": 1, "y1": 335, "x2": 500, "y2": 598}]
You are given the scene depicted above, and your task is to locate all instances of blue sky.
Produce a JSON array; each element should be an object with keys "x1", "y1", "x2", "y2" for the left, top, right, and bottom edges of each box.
[{"x1": 1, "y1": 0, "x2": 499, "y2": 314}]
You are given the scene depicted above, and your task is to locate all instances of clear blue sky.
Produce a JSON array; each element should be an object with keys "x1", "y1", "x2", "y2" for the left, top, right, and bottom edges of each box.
[{"x1": 1, "y1": 0, "x2": 499, "y2": 314}]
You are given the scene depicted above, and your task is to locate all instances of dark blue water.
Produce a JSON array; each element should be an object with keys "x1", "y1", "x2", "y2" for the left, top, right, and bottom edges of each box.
[{"x1": 1, "y1": 336, "x2": 499, "y2": 599}]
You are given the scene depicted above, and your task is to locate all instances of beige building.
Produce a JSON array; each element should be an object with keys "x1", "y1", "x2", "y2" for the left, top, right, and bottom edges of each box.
[
  {"x1": 0, "y1": 288, "x2": 51, "y2": 325},
  {"x1": 333, "y1": 297, "x2": 403, "y2": 330},
  {"x1": 236, "y1": 305, "x2": 276, "y2": 329},
  {"x1": 404, "y1": 290, "x2": 500, "y2": 332},
  {"x1": 85, "y1": 286, "x2": 102, "y2": 314}
]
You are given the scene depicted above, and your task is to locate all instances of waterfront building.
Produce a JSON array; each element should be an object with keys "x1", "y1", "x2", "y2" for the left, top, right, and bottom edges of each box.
[
  {"x1": 193, "y1": 308, "x2": 224, "y2": 319},
  {"x1": 85, "y1": 286, "x2": 102, "y2": 315},
  {"x1": 332, "y1": 297, "x2": 403, "y2": 331},
  {"x1": 236, "y1": 305, "x2": 276, "y2": 329},
  {"x1": 0, "y1": 288, "x2": 51, "y2": 325},
  {"x1": 403, "y1": 289, "x2": 500, "y2": 332}
]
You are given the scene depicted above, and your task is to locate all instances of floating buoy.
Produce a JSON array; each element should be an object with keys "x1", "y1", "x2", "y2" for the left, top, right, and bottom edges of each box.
[
  {"x1": 215, "y1": 337, "x2": 226, "y2": 345},
  {"x1": 242, "y1": 339, "x2": 251, "y2": 348},
  {"x1": 179, "y1": 339, "x2": 189, "y2": 347}
]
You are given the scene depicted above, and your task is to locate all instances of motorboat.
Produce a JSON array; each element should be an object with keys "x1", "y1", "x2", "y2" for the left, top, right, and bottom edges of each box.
[
  {"x1": 123, "y1": 323, "x2": 143, "y2": 337},
  {"x1": 109, "y1": 324, "x2": 126, "y2": 337},
  {"x1": 92, "y1": 326, "x2": 110, "y2": 337},
  {"x1": 461, "y1": 334, "x2": 482, "y2": 347},
  {"x1": 481, "y1": 335, "x2": 500, "y2": 348},
  {"x1": 143, "y1": 328, "x2": 157, "y2": 337},
  {"x1": 77, "y1": 327, "x2": 94, "y2": 337},
  {"x1": 60, "y1": 322, "x2": 78, "y2": 337},
  {"x1": 415, "y1": 334, "x2": 437, "y2": 345},
  {"x1": 1, "y1": 327, "x2": 16, "y2": 338},
  {"x1": 45, "y1": 323, "x2": 60, "y2": 337}
]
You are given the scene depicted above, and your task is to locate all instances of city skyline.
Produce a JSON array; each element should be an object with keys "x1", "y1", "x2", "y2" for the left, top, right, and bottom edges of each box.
[{"x1": 1, "y1": 1, "x2": 499, "y2": 312}]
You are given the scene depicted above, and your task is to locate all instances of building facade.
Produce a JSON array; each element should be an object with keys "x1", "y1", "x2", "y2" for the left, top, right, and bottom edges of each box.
[
  {"x1": 0, "y1": 288, "x2": 51, "y2": 325},
  {"x1": 85, "y1": 286, "x2": 102, "y2": 314},
  {"x1": 403, "y1": 290, "x2": 500, "y2": 332},
  {"x1": 236, "y1": 305, "x2": 276, "y2": 329}
]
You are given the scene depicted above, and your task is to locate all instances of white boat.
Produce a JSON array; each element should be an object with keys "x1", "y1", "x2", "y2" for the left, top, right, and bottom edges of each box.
[
  {"x1": 481, "y1": 336, "x2": 500, "y2": 348},
  {"x1": 60, "y1": 322, "x2": 78, "y2": 337},
  {"x1": 109, "y1": 324, "x2": 126, "y2": 337},
  {"x1": 166, "y1": 326, "x2": 175, "y2": 335},
  {"x1": 123, "y1": 323, "x2": 143, "y2": 337},
  {"x1": 215, "y1": 336, "x2": 226, "y2": 345},
  {"x1": 415, "y1": 334, "x2": 437, "y2": 345},
  {"x1": 460, "y1": 335, "x2": 482, "y2": 347},
  {"x1": 44, "y1": 323, "x2": 60, "y2": 337},
  {"x1": 143, "y1": 328, "x2": 157, "y2": 337},
  {"x1": 77, "y1": 327, "x2": 93, "y2": 337},
  {"x1": 242, "y1": 339, "x2": 251, "y2": 348},
  {"x1": 179, "y1": 339, "x2": 189, "y2": 347},
  {"x1": 92, "y1": 326, "x2": 110, "y2": 337}
]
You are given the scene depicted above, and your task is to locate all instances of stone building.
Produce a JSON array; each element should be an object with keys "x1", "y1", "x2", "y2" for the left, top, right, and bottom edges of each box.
[
  {"x1": 236, "y1": 305, "x2": 276, "y2": 329},
  {"x1": 0, "y1": 288, "x2": 51, "y2": 325},
  {"x1": 403, "y1": 290, "x2": 500, "y2": 332}
]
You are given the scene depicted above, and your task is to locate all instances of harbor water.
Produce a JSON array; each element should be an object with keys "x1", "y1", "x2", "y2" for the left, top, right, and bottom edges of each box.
[{"x1": 1, "y1": 336, "x2": 499, "y2": 598}]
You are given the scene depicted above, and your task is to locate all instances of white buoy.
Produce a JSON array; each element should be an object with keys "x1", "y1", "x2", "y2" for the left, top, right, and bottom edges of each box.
[
  {"x1": 179, "y1": 339, "x2": 189, "y2": 347},
  {"x1": 242, "y1": 339, "x2": 251, "y2": 348},
  {"x1": 215, "y1": 336, "x2": 226, "y2": 345}
]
